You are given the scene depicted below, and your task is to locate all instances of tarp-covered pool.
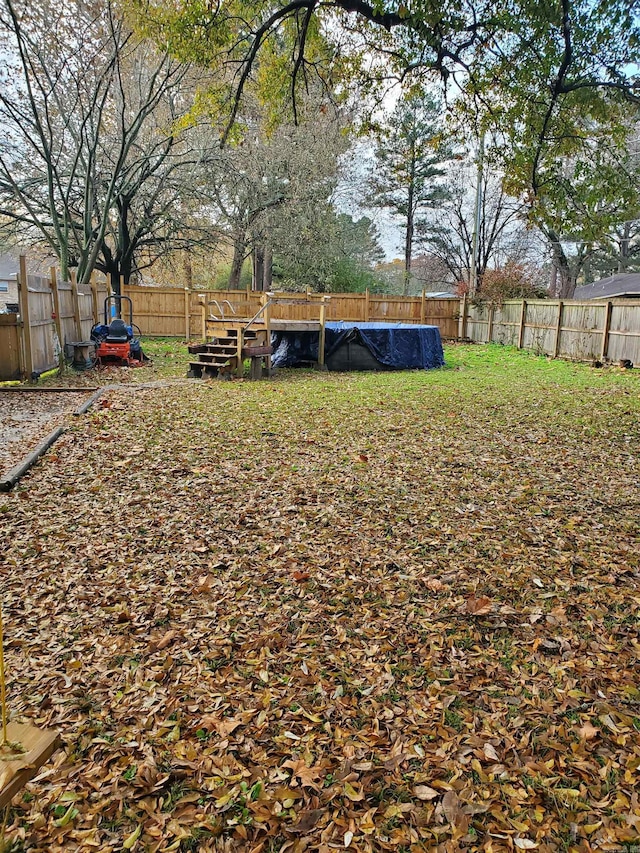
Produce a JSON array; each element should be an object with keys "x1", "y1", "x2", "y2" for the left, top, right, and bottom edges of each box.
[{"x1": 271, "y1": 322, "x2": 444, "y2": 371}]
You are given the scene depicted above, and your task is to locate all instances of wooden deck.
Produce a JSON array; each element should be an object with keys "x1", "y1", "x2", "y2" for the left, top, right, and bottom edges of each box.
[{"x1": 205, "y1": 318, "x2": 320, "y2": 332}]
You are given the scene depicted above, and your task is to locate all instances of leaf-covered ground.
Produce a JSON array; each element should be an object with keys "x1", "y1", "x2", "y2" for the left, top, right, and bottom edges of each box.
[
  {"x1": 1, "y1": 346, "x2": 638, "y2": 853},
  {"x1": 35, "y1": 338, "x2": 193, "y2": 388},
  {"x1": 0, "y1": 391, "x2": 91, "y2": 475}
]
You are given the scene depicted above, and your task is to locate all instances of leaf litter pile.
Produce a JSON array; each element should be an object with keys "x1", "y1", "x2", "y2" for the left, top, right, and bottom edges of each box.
[{"x1": 0, "y1": 346, "x2": 639, "y2": 852}]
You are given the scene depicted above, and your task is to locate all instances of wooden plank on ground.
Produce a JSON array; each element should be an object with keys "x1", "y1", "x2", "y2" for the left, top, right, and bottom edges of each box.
[{"x1": 0, "y1": 721, "x2": 61, "y2": 808}]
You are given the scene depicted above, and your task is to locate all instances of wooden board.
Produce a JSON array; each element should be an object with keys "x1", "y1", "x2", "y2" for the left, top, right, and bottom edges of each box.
[
  {"x1": 242, "y1": 345, "x2": 273, "y2": 358},
  {"x1": 270, "y1": 320, "x2": 321, "y2": 332},
  {"x1": 0, "y1": 722, "x2": 61, "y2": 808}
]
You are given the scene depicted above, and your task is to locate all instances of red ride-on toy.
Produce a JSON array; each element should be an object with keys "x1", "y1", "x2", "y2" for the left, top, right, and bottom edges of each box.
[{"x1": 91, "y1": 295, "x2": 145, "y2": 367}]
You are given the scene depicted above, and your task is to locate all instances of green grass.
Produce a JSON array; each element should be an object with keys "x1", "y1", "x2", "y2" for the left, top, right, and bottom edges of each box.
[{"x1": 35, "y1": 337, "x2": 638, "y2": 390}]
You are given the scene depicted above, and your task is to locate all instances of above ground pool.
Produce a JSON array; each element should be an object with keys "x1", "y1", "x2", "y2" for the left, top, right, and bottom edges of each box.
[{"x1": 271, "y1": 321, "x2": 445, "y2": 371}]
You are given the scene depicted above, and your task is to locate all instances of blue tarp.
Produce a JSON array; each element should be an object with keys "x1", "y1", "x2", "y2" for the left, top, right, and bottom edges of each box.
[{"x1": 271, "y1": 322, "x2": 444, "y2": 370}]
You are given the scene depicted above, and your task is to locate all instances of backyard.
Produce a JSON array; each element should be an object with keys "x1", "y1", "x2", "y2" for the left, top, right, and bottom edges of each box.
[{"x1": 0, "y1": 344, "x2": 638, "y2": 852}]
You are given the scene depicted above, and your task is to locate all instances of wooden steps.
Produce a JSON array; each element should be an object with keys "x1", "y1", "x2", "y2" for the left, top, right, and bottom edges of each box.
[{"x1": 187, "y1": 327, "x2": 272, "y2": 379}]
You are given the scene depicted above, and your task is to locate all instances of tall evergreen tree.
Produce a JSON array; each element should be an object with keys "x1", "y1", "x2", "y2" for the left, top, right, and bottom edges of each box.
[{"x1": 368, "y1": 93, "x2": 451, "y2": 295}]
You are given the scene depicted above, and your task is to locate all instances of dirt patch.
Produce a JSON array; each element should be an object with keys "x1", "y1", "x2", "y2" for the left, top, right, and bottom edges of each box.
[{"x1": 0, "y1": 391, "x2": 90, "y2": 475}]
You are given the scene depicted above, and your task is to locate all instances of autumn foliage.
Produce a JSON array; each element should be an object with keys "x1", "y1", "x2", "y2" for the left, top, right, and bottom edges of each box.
[{"x1": 457, "y1": 263, "x2": 549, "y2": 302}]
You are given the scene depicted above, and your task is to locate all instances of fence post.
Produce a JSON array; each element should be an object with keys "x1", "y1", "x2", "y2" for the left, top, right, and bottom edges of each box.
[
  {"x1": 517, "y1": 300, "x2": 527, "y2": 349},
  {"x1": 50, "y1": 266, "x2": 62, "y2": 345},
  {"x1": 600, "y1": 300, "x2": 612, "y2": 362},
  {"x1": 458, "y1": 294, "x2": 468, "y2": 339},
  {"x1": 70, "y1": 269, "x2": 82, "y2": 341},
  {"x1": 200, "y1": 296, "x2": 207, "y2": 342},
  {"x1": 184, "y1": 288, "x2": 191, "y2": 341},
  {"x1": 90, "y1": 271, "x2": 99, "y2": 325},
  {"x1": 318, "y1": 296, "x2": 327, "y2": 366},
  {"x1": 487, "y1": 303, "x2": 494, "y2": 343},
  {"x1": 420, "y1": 289, "x2": 426, "y2": 324},
  {"x1": 553, "y1": 300, "x2": 563, "y2": 358},
  {"x1": 18, "y1": 255, "x2": 33, "y2": 380},
  {"x1": 364, "y1": 288, "x2": 370, "y2": 322},
  {"x1": 264, "y1": 292, "x2": 272, "y2": 375}
]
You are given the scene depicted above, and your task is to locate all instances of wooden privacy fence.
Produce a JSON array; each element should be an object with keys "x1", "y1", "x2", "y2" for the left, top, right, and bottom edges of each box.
[
  {"x1": 0, "y1": 257, "x2": 109, "y2": 381},
  {"x1": 463, "y1": 297, "x2": 640, "y2": 364},
  {"x1": 3, "y1": 256, "x2": 640, "y2": 380},
  {"x1": 120, "y1": 284, "x2": 461, "y2": 340}
]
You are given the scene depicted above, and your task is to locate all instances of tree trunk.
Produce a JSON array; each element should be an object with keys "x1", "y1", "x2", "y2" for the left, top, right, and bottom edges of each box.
[
  {"x1": 547, "y1": 231, "x2": 577, "y2": 298},
  {"x1": 229, "y1": 237, "x2": 246, "y2": 289},
  {"x1": 403, "y1": 228, "x2": 413, "y2": 296},
  {"x1": 619, "y1": 221, "x2": 631, "y2": 273},
  {"x1": 262, "y1": 246, "x2": 273, "y2": 291},
  {"x1": 120, "y1": 255, "x2": 133, "y2": 287},
  {"x1": 555, "y1": 249, "x2": 576, "y2": 298},
  {"x1": 403, "y1": 152, "x2": 416, "y2": 297},
  {"x1": 101, "y1": 257, "x2": 121, "y2": 295},
  {"x1": 549, "y1": 260, "x2": 558, "y2": 297},
  {"x1": 253, "y1": 246, "x2": 265, "y2": 291},
  {"x1": 183, "y1": 251, "x2": 193, "y2": 289},
  {"x1": 557, "y1": 267, "x2": 576, "y2": 299}
]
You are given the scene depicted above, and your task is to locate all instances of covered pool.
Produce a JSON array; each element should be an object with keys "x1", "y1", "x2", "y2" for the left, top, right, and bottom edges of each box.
[{"x1": 271, "y1": 321, "x2": 444, "y2": 371}]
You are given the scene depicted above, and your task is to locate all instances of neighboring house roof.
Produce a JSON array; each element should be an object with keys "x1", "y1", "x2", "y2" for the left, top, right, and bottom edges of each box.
[
  {"x1": 425, "y1": 291, "x2": 458, "y2": 299},
  {"x1": 0, "y1": 254, "x2": 18, "y2": 281},
  {"x1": 0, "y1": 252, "x2": 56, "y2": 280},
  {"x1": 574, "y1": 273, "x2": 640, "y2": 300}
]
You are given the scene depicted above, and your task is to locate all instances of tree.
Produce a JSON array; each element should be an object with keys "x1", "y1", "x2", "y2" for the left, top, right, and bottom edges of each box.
[
  {"x1": 135, "y1": 0, "x2": 638, "y2": 139},
  {"x1": 523, "y1": 138, "x2": 640, "y2": 296},
  {"x1": 204, "y1": 99, "x2": 351, "y2": 289},
  {"x1": 367, "y1": 93, "x2": 451, "y2": 295},
  {"x1": 272, "y1": 212, "x2": 385, "y2": 291},
  {"x1": 419, "y1": 156, "x2": 539, "y2": 288},
  {"x1": 138, "y1": 0, "x2": 639, "y2": 298},
  {"x1": 0, "y1": 0, "x2": 217, "y2": 287},
  {"x1": 463, "y1": 4, "x2": 640, "y2": 296},
  {"x1": 590, "y1": 220, "x2": 640, "y2": 278}
]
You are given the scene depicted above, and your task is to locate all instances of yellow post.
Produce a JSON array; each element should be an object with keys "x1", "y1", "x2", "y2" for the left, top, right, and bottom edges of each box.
[{"x1": 0, "y1": 605, "x2": 7, "y2": 744}]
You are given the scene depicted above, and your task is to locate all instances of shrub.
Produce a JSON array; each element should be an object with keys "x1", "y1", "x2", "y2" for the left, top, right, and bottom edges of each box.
[{"x1": 457, "y1": 263, "x2": 549, "y2": 302}]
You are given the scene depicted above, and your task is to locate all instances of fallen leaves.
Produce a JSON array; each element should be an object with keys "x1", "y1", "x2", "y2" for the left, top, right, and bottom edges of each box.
[
  {"x1": 0, "y1": 391, "x2": 89, "y2": 475},
  {"x1": 413, "y1": 784, "x2": 439, "y2": 801},
  {"x1": 0, "y1": 347, "x2": 639, "y2": 852},
  {"x1": 461, "y1": 594, "x2": 493, "y2": 615},
  {"x1": 150, "y1": 629, "x2": 181, "y2": 652}
]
